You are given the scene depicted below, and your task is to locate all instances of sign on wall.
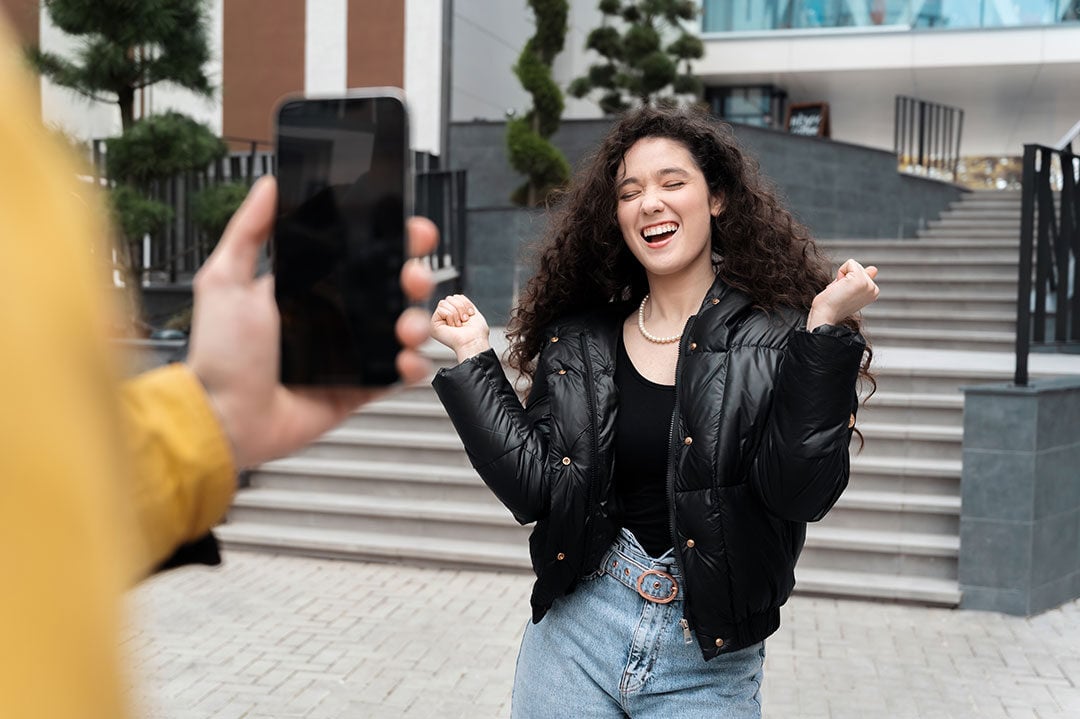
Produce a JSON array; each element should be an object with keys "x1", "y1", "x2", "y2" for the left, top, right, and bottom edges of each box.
[{"x1": 786, "y1": 102, "x2": 830, "y2": 138}]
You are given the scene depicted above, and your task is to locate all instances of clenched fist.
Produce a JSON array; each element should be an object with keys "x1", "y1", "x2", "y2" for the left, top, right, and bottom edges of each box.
[
  {"x1": 807, "y1": 259, "x2": 880, "y2": 331},
  {"x1": 431, "y1": 293, "x2": 492, "y2": 363}
]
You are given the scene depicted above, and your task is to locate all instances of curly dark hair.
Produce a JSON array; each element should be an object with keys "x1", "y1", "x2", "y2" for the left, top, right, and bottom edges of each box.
[{"x1": 507, "y1": 105, "x2": 874, "y2": 401}]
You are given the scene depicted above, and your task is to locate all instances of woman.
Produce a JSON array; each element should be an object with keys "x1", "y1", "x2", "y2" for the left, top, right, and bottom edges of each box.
[{"x1": 430, "y1": 106, "x2": 878, "y2": 718}]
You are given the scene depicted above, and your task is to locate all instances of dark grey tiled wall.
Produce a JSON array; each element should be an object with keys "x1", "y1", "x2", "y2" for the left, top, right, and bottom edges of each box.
[
  {"x1": 449, "y1": 118, "x2": 965, "y2": 320},
  {"x1": 960, "y1": 378, "x2": 1080, "y2": 615}
]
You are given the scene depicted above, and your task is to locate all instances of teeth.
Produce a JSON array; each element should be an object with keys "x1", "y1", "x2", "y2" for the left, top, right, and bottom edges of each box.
[{"x1": 643, "y1": 223, "x2": 679, "y2": 238}]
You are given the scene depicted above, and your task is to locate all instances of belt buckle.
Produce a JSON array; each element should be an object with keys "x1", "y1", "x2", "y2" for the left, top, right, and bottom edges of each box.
[{"x1": 636, "y1": 568, "x2": 678, "y2": 604}]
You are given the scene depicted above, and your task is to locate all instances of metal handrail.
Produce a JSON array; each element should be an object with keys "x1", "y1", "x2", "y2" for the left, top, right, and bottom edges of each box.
[
  {"x1": 894, "y1": 95, "x2": 964, "y2": 181},
  {"x1": 1055, "y1": 120, "x2": 1080, "y2": 152},
  {"x1": 1015, "y1": 143, "x2": 1080, "y2": 386}
]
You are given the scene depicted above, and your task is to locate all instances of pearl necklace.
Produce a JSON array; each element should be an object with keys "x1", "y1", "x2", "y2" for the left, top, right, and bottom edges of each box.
[{"x1": 637, "y1": 294, "x2": 682, "y2": 344}]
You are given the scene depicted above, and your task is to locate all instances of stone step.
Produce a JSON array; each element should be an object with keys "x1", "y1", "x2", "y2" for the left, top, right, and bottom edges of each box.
[
  {"x1": 861, "y1": 308, "x2": 1016, "y2": 333},
  {"x1": 870, "y1": 293, "x2": 1016, "y2": 315},
  {"x1": 820, "y1": 242, "x2": 1020, "y2": 263},
  {"x1": 822, "y1": 490, "x2": 960, "y2": 535},
  {"x1": 917, "y1": 228, "x2": 1022, "y2": 239},
  {"x1": 820, "y1": 238, "x2": 1019, "y2": 249},
  {"x1": 867, "y1": 327, "x2": 1015, "y2": 352},
  {"x1": 868, "y1": 361, "x2": 1011, "y2": 395},
  {"x1": 967, "y1": 189, "x2": 1021, "y2": 197},
  {"x1": 292, "y1": 428, "x2": 471, "y2": 466},
  {"x1": 940, "y1": 209, "x2": 1021, "y2": 220},
  {"x1": 857, "y1": 391, "x2": 964, "y2": 426},
  {"x1": 857, "y1": 257, "x2": 1019, "y2": 279},
  {"x1": 877, "y1": 273, "x2": 1016, "y2": 296},
  {"x1": 216, "y1": 522, "x2": 962, "y2": 605},
  {"x1": 249, "y1": 456, "x2": 494, "y2": 504},
  {"x1": 854, "y1": 422, "x2": 962, "y2": 462},
  {"x1": 929, "y1": 218, "x2": 1021, "y2": 231},
  {"x1": 344, "y1": 399, "x2": 455, "y2": 433},
  {"x1": 793, "y1": 567, "x2": 959, "y2": 605},
  {"x1": 951, "y1": 201, "x2": 1024, "y2": 210},
  {"x1": 848, "y1": 456, "x2": 962, "y2": 496},
  {"x1": 800, "y1": 525, "x2": 958, "y2": 580},
  {"x1": 228, "y1": 488, "x2": 529, "y2": 545},
  {"x1": 217, "y1": 521, "x2": 532, "y2": 571}
]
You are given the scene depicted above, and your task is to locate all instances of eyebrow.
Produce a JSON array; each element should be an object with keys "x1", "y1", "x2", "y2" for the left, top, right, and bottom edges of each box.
[{"x1": 616, "y1": 167, "x2": 691, "y2": 190}]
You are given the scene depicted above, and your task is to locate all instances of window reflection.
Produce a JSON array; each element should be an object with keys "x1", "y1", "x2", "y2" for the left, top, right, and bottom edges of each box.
[{"x1": 701, "y1": 0, "x2": 1080, "y2": 32}]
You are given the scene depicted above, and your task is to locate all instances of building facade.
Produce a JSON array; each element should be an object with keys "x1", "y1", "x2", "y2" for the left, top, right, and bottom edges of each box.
[
  {"x1": 0, "y1": 0, "x2": 447, "y2": 156},
  {"x1": 6, "y1": 1, "x2": 1078, "y2": 163},
  {"x1": 454, "y1": 0, "x2": 1080, "y2": 159}
]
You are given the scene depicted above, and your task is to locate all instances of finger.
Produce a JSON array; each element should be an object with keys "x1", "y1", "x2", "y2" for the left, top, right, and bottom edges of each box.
[
  {"x1": 442, "y1": 295, "x2": 471, "y2": 325},
  {"x1": 836, "y1": 258, "x2": 863, "y2": 280},
  {"x1": 447, "y1": 295, "x2": 475, "y2": 320},
  {"x1": 401, "y1": 258, "x2": 436, "y2": 302},
  {"x1": 407, "y1": 217, "x2": 439, "y2": 258},
  {"x1": 865, "y1": 266, "x2": 879, "y2": 280},
  {"x1": 435, "y1": 299, "x2": 458, "y2": 326},
  {"x1": 396, "y1": 307, "x2": 430, "y2": 348},
  {"x1": 397, "y1": 349, "x2": 433, "y2": 384},
  {"x1": 204, "y1": 176, "x2": 277, "y2": 283}
]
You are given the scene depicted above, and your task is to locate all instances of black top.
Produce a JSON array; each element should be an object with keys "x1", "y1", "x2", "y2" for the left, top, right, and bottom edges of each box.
[{"x1": 614, "y1": 334, "x2": 676, "y2": 558}]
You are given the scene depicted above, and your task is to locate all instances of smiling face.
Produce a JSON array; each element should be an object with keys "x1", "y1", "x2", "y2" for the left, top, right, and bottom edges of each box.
[{"x1": 615, "y1": 136, "x2": 723, "y2": 284}]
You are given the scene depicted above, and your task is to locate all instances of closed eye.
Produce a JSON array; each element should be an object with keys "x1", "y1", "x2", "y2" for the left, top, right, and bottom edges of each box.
[
  {"x1": 618, "y1": 190, "x2": 640, "y2": 201},
  {"x1": 664, "y1": 181, "x2": 686, "y2": 190}
]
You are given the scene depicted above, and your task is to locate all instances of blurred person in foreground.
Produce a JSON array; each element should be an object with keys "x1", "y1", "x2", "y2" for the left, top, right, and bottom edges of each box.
[{"x1": 0, "y1": 18, "x2": 436, "y2": 718}]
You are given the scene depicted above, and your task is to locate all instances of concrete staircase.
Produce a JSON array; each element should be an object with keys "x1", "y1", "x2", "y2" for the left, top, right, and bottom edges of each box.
[
  {"x1": 219, "y1": 189, "x2": 1062, "y2": 606},
  {"x1": 822, "y1": 189, "x2": 1023, "y2": 352}
]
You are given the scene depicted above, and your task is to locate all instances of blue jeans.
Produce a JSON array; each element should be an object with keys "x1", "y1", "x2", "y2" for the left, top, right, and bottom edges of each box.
[{"x1": 512, "y1": 529, "x2": 765, "y2": 718}]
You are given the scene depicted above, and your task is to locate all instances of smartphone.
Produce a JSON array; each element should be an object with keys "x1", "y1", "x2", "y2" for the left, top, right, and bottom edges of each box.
[{"x1": 272, "y1": 90, "x2": 411, "y2": 386}]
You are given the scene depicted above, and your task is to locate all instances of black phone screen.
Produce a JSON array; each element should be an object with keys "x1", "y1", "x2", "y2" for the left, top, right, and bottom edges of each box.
[{"x1": 273, "y1": 94, "x2": 409, "y2": 386}]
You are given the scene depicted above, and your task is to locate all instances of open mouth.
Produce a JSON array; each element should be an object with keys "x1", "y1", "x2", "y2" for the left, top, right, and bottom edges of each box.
[{"x1": 642, "y1": 222, "x2": 679, "y2": 244}]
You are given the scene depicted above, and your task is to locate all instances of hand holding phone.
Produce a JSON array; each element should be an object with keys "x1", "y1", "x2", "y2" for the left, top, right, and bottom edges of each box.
[
  {"x1": 187, "y1": 177, "x2": 437, "y2": 469},
  {"x1": 273, "y1": 90, "x2": 411, "y2": 386}
]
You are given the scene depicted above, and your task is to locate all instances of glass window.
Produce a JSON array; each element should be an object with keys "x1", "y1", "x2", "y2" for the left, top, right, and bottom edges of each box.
[
  {"x1": 706, "y1": 85, "x2": 788, "y2": 129},
  {"x1": 701, "y1": 0, "x2": 1076, "y2": 32}
]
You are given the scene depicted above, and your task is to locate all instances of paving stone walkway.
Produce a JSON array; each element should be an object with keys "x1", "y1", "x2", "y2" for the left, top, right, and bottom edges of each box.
[{"x1": 124, "y1": 551, "x2": 1080, "y2": 718}]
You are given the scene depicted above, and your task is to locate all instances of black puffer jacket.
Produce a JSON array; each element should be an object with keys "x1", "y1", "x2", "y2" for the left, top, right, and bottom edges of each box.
[{"x1": 432, "y1": 277, "x2": 865, "y2": 660}]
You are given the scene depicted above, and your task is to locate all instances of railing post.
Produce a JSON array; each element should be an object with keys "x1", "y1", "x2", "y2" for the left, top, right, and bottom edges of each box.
[
  {"x1": 247, "y1": 141, "x2": 257, "y2": 185},
  {"x1": 1057, "y1": 149, "x2": 1075, "y2": 346},
  {"x1": 457, "y1": 169, "x2": 467, "y2": 294},
  {"x1": 893, "y1": 96, "x2": 901, "y2": 166},
  {"x1": 1015, "y1": 144, "x2": 1036, "y2": 387},
  {"x1": 917, "y1": 100, "x2": 927, "y2": 170},
  {"x1": 1070, "y1": 155, "x2": 1080, "y2": 343}
]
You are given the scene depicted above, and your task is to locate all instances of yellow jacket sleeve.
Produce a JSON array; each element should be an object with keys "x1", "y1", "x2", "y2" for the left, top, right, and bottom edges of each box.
[{"x1": 121, "y1": 364, "x2": 236, "y2": 577}]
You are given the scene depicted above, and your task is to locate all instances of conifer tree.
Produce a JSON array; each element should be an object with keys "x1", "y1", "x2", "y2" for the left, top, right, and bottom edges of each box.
[
  {"x1": 568, "y1": 0, "x2": 704, "y2": 114},
  {"x1": 28, "y1": 0, "x2": 213, "y2": 131},
  {"x1": 506, "y1": 0, "x2": 571, "y2": 207}
]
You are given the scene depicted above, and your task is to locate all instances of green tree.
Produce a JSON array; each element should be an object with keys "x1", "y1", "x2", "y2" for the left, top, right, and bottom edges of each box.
[
  {"x1": 507, "y1": 0, "x2": 572, "y2": 207},
  {"x1": 105, "y1": 111, "x2": 227, "y2": 283},
  {"x1": 28, "y1": 0, "x2": 213, "y2": 131},
  {"x1": 568, "y1": 0, "x2": 704, "y2": 114}
]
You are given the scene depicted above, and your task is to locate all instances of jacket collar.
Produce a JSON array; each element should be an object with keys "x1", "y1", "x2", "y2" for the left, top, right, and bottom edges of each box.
[{"x1": 581, "y1": 275, "x2": 754, "y2": 362}]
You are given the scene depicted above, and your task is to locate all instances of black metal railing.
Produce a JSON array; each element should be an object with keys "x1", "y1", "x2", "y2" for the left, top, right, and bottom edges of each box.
[
  {"x1": 90, "y1": 138, "x2": 466, "y2": 290},
  {"x1": 894, "y1": 95, "x2": 964, "y2": 181},
  {"x1": 415, "y1": 169, "x2": 467, "y2": 293},
  {"x1": 1015, "y1": 142, "x2": 1080, "y2": 386},
  {"x1": 91, "y1": 136, "x2": 275, "y2": 283}
]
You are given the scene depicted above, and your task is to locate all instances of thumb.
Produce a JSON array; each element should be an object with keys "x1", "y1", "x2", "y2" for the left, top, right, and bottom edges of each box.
[
  {"x1": 205, "y1": 176, "x2": 277, "y2": 283},
  {"x1": 865, "y1": 266, "x2": 879, "y2": 279}
]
